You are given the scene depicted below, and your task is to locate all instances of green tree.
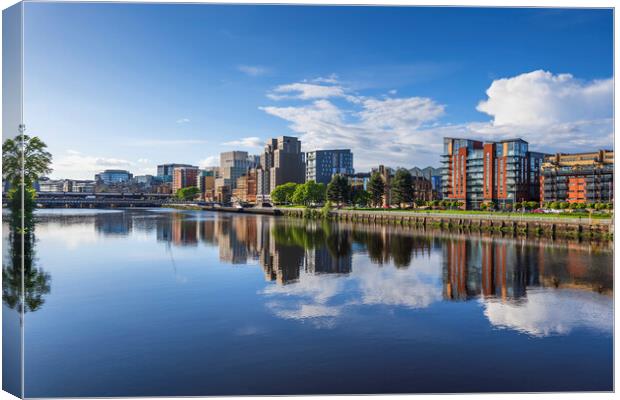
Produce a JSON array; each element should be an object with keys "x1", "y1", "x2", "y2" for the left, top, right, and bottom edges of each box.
[
  {"x1": 3, "y1": 134, "x2": 53, "y2": 232},
  {"x1": 391, "y1": 168, "x2": 413, "y2": 207},
  {"x1": 291, "y1": 184, "x2": 307, "y2": 205},
  {"x1": 353, "y1": 190, "x2": 371, "y2": 207},
  {"x1": 3, "y1": 134, "x2": 53, "y2": 187},
  {"x1": 559, "y1": 201, "x2": 570, "y2": 210},
  {"x1": 367, "y1": 172, "x2": 385, "y2": 208},
  {"x1": 326, "y1": 174, "x2": 351, "y2": 206},
  {"x1": 270, "y1": 182, "x2": 298, "y2": 204},
  {"x1": 176, "y1": 186, "x2": 200, "y2": 201},
  {"x1": 306, "y1": 181, "x2": 326, "y2": 205},
  {"x1": 291, "y1": 181, "x2": 326, "y2": 206}
]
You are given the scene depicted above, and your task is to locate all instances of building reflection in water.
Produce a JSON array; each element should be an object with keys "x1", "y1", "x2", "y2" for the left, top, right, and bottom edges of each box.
[
  {"x1": 94, "y1": 211, "x2": 134, "y2": 237},
  {"x1": 151, "y1": 212, "x2": 612, "y2": 301},
  {"x1": 94, "y1": 209, "x2": 611, "y2": 335},
  {"x1": 442, "y1": 237, "x2": 612, "y2": 302}
]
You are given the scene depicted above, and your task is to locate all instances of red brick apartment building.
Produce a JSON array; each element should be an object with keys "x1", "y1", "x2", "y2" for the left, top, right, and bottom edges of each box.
[
  {"x1": 441, "y1": 137, "x2": 546, "y2": 209},
  {"x1": 540, "y1": 150, "x2": 613, "y2": 204}
]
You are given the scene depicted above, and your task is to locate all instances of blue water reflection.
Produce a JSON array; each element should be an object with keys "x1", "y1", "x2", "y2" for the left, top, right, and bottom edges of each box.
[{"x1": 6, "y1": 208, "x2": 612, "y2": 397}]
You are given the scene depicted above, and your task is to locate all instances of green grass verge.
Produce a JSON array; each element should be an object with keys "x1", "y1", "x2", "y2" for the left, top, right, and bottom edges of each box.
[{"x1": 344, "y1": 208, "x2": 612, "y2": 219}]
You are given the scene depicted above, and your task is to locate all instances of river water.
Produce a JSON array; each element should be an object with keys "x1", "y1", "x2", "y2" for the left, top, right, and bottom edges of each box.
[{"x1": 2, "y1": 208, "x2": 613, "y2": 396}]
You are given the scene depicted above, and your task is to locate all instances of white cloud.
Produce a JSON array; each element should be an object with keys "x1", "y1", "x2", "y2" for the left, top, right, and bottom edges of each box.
[
  {"x1": 359, "y1": 97, "x2": 445, "y2": 130},
  {"x1": 261, "y1": 95, "x2": 445, "y2": 169},
  {"x1": 176, "y1": 118, "x2": 190, "y2": 124},
  {"x1": 222, "y1": 136, "x2": 263, "y2": 148},
  {"x1": 51, "y1": 152, "x2": 134, "y2": 179},
  {"x1": 312, "y1": 73, "x2": 339, "y2": 84},
  {"x1": 199, "y1": 155, "x2": 219, "y2": 168},
  {"x1": 267, "y1": 82, "x2": 347, "y2": 100},
  {"x1": 477, "y1": 70, "x2": 612, "y2": 127},
  {"x1": 469, "y1": 70, "x2": 614, "y2": 151},
  {"x1": 49, "y1": 150, "x2": 160, "y2": 179},
  {"x1": 260, "y1": 70, "x2": 612, "y2": 169},
  {"x1": 237, "y1": 65, "x2": 269, "y2": 77}
]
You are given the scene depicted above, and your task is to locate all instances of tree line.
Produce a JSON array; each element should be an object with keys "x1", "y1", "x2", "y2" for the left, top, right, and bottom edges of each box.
[{"x1": 270, "y1": 167, "x2": 429, "y2": 208}]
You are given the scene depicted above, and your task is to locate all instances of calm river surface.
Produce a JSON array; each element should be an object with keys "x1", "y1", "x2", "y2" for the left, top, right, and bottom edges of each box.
[{"x1": 3, "y1": 208, "x2": 613, "y2": 396}]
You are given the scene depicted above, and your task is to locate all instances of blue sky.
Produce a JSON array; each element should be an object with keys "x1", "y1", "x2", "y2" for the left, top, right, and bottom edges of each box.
[{"x1": 21, "y1": 3, "x2": 613, "y2": 179}]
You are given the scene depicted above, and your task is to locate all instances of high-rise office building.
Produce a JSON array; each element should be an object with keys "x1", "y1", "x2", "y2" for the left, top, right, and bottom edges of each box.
[
  {"x1": 197, "y1": 169, "x2": 216, "y2": 201},
  {"x1": 215, "y1": 151, "x2": 258, "y2": 203},
  {"x1": 218, "y1": 151, "x2": 257, "y2": 190},
  {"x1": 540, "y1": 150, "x2": 613, "y2": 204},
  {"x1": 305, "y1": 149, "x2": 354, "y2": 184},
  {"x1": 441, "y1": 137, "x2": 546, "y2": 209},
  {"x1": 172, "y1": 166, "x2": 199, "y2": 193},
  {"x1": 257, "y1": 136, "x2": 305, "y2": 201}
]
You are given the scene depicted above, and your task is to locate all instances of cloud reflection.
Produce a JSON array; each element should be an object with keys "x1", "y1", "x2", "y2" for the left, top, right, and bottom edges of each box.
[{"x1": 483, "y1": 289, "x2": 612, "y2": 337}]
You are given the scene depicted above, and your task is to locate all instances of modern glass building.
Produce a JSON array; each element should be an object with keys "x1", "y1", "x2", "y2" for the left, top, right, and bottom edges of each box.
[
  {"x1": 441, "y1": 137, "x2": 546, "y2": 209},
  {"x1": 305, "y1": 149, "x2": 354, "y2": 184},
  {"x1": 95, "y1": 169, "x2": 133, "y2": 185}
]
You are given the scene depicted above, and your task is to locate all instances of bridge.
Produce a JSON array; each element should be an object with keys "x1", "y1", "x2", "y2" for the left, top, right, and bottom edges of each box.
[
  {"x1": 3, "y1": 191, "x2": 178, "y2": 209},
  {"x1": 35, "y1": 198, "x2": 172, "y2": 208},
  {"x1": 35, "y1": 191, "x2": 174, "y2": 200}
]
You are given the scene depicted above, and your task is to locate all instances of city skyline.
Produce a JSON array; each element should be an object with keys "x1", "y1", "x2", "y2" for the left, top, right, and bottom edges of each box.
[{"x1": 21, "y1": 4, "x2": 613, "y2": 179}]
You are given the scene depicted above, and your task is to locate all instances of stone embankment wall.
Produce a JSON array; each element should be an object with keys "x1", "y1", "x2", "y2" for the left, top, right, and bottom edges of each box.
[{"x1": 278, "y1": 209, "x2": 613, "y2": 240}]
